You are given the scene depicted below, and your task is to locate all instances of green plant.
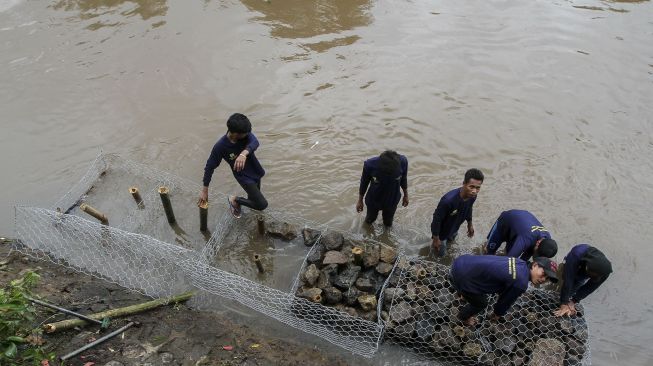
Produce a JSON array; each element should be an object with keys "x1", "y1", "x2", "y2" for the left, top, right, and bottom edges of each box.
[{"x1": 0, "y1": 271, "x2": 55, "y2": 365}]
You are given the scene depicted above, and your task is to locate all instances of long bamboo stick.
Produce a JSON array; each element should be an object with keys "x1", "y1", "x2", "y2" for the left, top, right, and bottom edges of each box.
[{"x1": 43, "y1": 291, "x2": 193, "y2": 333}]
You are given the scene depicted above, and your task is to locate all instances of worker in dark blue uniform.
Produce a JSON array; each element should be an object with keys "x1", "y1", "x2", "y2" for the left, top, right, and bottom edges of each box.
[
  {"x1": 554, "y1": 244, "x2": 612, "y2": 317},
  {"x1": 484, "y1": 209, "x2": 558, "y2": 260},
  {"x1": 356, "y1": 150, "x2": 408, "y2": 227},
  {"x1": 199, "y1": 113, "x2": 267, "y2": 218},
  {"x1": 450, "y1": 254, "x2": 559, "y2": 326},
  {"x1": 430, "y1": 168, "x2": 484, "y2": 257}
]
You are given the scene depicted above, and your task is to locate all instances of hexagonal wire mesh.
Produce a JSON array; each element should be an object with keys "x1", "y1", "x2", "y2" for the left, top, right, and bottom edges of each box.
[{"x1": 383, "y1": 258, "x2": 591, "y2": 365}]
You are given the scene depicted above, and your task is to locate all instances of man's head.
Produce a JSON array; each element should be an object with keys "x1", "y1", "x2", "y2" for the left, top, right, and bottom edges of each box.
[
  {"x1": 226, "y1": 113, "x2": 252, "y2": 140},
  {"x1": 530, "y1": 257, "x2": 559, "y2": 285},
  {"x1": 378, "y1": 150, "x2": 401, "y2": 177},
  {"x1": 535, "y1": 238, "x2": 558, "y2": 258},
  {"x1": 584, "y1": 247, "x2": 612, "y2": 281},
  {"x1": 461, "y1": 168, "x2": 484, "y2": 199}
]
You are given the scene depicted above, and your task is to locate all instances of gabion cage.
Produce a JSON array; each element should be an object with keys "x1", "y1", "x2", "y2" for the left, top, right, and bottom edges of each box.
[
  {"x1": 11, "y1": 154, "x2": 591, "y2": 363},
  {"x1": 383, "y1": 258, "x2": 591, "y2": 365}
]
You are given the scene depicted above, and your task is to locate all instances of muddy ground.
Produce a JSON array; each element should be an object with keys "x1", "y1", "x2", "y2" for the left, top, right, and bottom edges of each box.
[{"x1": 0, "y1": 241, "x2": 349, "y2": 366}]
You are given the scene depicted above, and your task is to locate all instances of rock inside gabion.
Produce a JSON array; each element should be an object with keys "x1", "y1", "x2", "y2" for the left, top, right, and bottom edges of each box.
[
  {"x1": 382, "y1": 259, "x2": 591, "y2": 366},
  {"x1": 295, "y1": 231, "x2": 399, "y2": 323}
]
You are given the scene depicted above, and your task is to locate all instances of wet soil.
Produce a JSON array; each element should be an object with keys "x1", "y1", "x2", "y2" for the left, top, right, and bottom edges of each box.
[{"x1": 0, "y1": 241, "x2": 348, "y2": 366}]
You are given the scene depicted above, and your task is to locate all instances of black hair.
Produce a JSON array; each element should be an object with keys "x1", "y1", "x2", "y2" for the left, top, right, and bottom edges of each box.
[
  {"x1": 464, "y1": 168, "x2": 484, "y2": 184},
  {"x1": 378, "y1": 150, "x2": 401, "y2": 177},
  {"x1": 537, "y1": 238, "x2": 558, "y2": 258},
  {"x1": 226, "y1": 113, "x2": 252, "y2": 134}
]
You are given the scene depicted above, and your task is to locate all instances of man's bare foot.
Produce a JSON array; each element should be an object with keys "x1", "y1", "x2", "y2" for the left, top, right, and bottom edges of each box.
[
  {"x1": 463, "y1": 316, "x2": 478, "y2": 326},
  {"x1": 228, "y1": 196, "x2": 242, "y2": 218}
]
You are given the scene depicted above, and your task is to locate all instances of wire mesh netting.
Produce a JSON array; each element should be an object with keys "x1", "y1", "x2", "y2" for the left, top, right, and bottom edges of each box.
[
  {"x1": 12, "y1": 153, "x2": 591, "y2": 363},
  {"x1": 382, "y1": 258, "x2": 591, "y2": 365}
]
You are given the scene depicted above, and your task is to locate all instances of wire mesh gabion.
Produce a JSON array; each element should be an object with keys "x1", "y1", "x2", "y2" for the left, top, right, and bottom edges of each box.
[
  {"x1": 11, "y1": 153, "x2": 591, "y2": 362},
  {"x1": 382, "y1": 258, "x2": 590, "y2": 365}
]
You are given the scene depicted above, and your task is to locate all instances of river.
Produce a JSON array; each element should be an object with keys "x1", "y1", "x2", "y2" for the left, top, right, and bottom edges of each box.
[{"x1": 1, "y1": 0, "x2": 652, "y2": 364}]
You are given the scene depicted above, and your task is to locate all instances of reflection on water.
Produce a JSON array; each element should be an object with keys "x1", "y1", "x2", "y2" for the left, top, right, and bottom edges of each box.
[
  {"x1": 51, "y1": 0, "x2": 167, "y2": 27},
  {"x1": 241, "y1": 0, "x2": 372, "y2": 39}
]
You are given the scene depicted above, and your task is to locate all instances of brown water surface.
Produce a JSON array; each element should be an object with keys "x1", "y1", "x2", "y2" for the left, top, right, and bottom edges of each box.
[{"x1": 1, "y1": 0, "x2": 652, "y2": 364}]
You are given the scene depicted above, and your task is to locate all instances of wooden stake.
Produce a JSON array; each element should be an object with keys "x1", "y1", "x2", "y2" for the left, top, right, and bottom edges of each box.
[
  {"x1": 80, "y1": 203, "x2": 108, "y2": 225},
  {"x1": 129, "y1": 186, "x2": 144, "y2": 208},
  {"x1": 257, "y1": 215, "x2": 265, "y2": 235},
  {"x1": 253, "y1": 253, "x2": 265, "y2": 273},
  {"x1": 158, "y1": 186, "x2": 176, "y2": 224},
  {"x1": 352, "y1": 246, "x2": 364, "y2": 266},
  {"x1": 43, "y1": 292, "x2": 193, "y2": 333},
  {"x1": 199, "y1": 201, "x2": 208, "y2": 232}
]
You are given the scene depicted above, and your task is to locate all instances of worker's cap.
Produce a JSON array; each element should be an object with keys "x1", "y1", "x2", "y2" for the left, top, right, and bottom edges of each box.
[{"x1": 533, "y1": 257, "x2": 559, "y2": 283}]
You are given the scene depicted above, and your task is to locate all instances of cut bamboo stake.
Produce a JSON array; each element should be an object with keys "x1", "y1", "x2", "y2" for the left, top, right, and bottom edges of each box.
[
  {"x1": 352, "y1": 246, "x2": 364, "y2": 266},
  {"x1": 129, "y1": 186, "x2": 144, "y2": 208},
  {"x1": 257, "y1": 215, "x2": 265, "y2": 234},
  {"x1": 199, "y1": 201, "x2": 208, "y2": 232},
  {"x1": 80, "y1": 203, "x2": 109, "y2": 225},
  {"x1": 253, "y1": 253, "x2": 265, "y2": 273},
  {"x1": 158, "y1": 186, "x2": 176, "y2": 224},
  {"x1": 43, "y1": 291, "x2": 193, "y2": 333},
  {"x1": 60, "y1": 322, "x2": 135, "y2": 361}
]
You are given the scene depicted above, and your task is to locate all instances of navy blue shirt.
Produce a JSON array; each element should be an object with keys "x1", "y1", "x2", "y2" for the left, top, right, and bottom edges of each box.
[
  {"x1": 203, "y1": 133, "x2": 265, "y2": 187},
  {"x1": 359, "y1": 155, "x2": 408, "y2": 208},
  {"x1": 486, "y1": 210, "x2": 551, "y2": 261},
  {"x1": 560, "y1": 244, "x2": 609, "y2": 304},
  {"x1": 430, "y1": 188, "x2": 475, "y2": 240},
  {"x1": 451, "y1": 254, "x2": 530, "y2": 316}
]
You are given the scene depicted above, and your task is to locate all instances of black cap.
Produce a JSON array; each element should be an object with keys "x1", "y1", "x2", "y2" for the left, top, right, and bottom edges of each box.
[
  {"x1": 537, "y1": 238, "x2": 558, "y2": 258},
  {"x1": 533, "y1": 257, "x2": 559, "y2": 283},
  {"x1": 584, "y1": 247, "x2": 612, "y2": 278}
]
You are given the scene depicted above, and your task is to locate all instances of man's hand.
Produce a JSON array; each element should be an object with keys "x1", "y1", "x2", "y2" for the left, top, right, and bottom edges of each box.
[
  {"x1": 463, "y1": 316, "x2": 478, "y2": 326},
  {"x1": 554, "y1": 302, "x2": 577, "y2": 317},
  {"x1": 356, "y1": 199, "x2": 364, "y2": 213},
  {"x1": 402, "y1": 194, "x2": 409, "y2": 207},
  {"x1": 489, "y1": 313, "x2": 501, "y2": 322},
  {"x1": 432, "y1": 237, "x2": 441, "y2": 253},
  {"x1": 467, "y1": 222, "x2": 475, "y2": 237},
  {"x1": 234, "y1": 153, "x2": 247, "y2": 172},
  {"x1": 198, "y1": 187, "x2": 209, "y2": 206}
]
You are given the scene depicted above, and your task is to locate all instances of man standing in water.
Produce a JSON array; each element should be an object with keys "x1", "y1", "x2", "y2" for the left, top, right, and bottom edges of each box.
[
  {"x1": 554, "y1": 244, "x2": 612, "y2": 317},
  {"x1": 484, "y1": 209, "x2": 557, "y2": 261},
  {"x1": 356, "y1": 150, "x2": 409, "y2": 227},
  {"x1": 451, "y1": 255, "x2": 559, "y2": 326},
  {"x1": 198, "y1": 113, "x2": 267, "y2": 218},
  {"x1": 430, "y1": 169, "x2": 484, "y2": 257}
]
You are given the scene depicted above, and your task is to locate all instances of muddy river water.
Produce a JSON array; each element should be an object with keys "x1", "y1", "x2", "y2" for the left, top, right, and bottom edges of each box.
[{"x1": 1, "y1": 0, "x2": 652, "y2": 364}]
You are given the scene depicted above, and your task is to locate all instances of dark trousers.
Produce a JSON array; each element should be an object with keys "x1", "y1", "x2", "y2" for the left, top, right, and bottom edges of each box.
[
  {"x1": 450, "y1": 271, "x2": 489, "y2": 321},
  {"x1": 235, "y1": 182, "x2": 268, "y2": 211},
  {"x1": 365, "y1": 204, "x2": 398, "y2": 227}
]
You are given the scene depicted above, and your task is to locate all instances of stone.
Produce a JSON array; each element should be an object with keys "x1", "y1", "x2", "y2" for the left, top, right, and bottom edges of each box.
[
  {"x1": 496, "y1": 355, "x2": 512, "y2": 366},
  {"x1": 381, "y1": 311, "x2": 389, "y2": 321},
  {"x1": 463, "y1": 342, "x2": 482, "y2": 358},
  {"x1": 301, "y1": 228, "x2": 321, "y2": 247},
  {"x1": 298, "y1": 288, "x2": 323, "y2": 303},
  {"x1": 415, "y1": 314, "x2": 437, "y2": 341},
  {"x1": 392, "y1": 322, "x2": 415, "y2": 338},
  {"x1": 321, "y1": 231, "x2": 344, "y2": 251},
  {"x1": 333, "y1": 264, "x2": 361, "y2": 290},
  {"x1": 265, "y1": 221, "x2": 297, "y2": 240},
  {"x1": 383, "y1": 287, "x2": 406, "y2": 306},
  {"x1": 103, "y1": 362, "x2": 125, "y2": 366},
  {"x1": 497, "y1": 335, "x2": 517, "y2": 354},
  {"x1": 160, "y1": 352, "x2": 174, "y2": 364},
  {"x1": 529, "y1": 338, "x2": 565, "y2": 366},
  {"x1": 302, "y1": 264, "x2": 320, "y2": 286},
  {"x1": 342, "y1": 306, "x2": 358, "y2": 317},
  {"x1": 565, "y1": 336, "x2": 586, "y2": 357},
  {"x1": 388, "y1": 301, "x2": 413, "y2": 324},
  {"x1": 322, "y1": 251, "x2": 348, "y2": 265},
  {"x1": 379, "y1": 246, "x2": 397, "y2": 264},
  {"x1": 358, "y1": 294, "x2": 378, "y2": 312},
  {"x1": 323, "y1": 287, "x2": 342, "y2": 304},
  {"x1": 453, "y1": 325, "x2": 471, "y2": 339},
  {"x1": 405, "y1": 283, "x2": 419, "y2": 300},
  {"x1": 376, "y1": 262, "x2": 393, "y2": 276},
  {"x1": 343, "y1": 287, "x2": 363, "y2": 306},
  {"x1": 306, "y1": 243, "x2": 325, "y2": 265},
  {"x1": 513, "y1": 350, "x2": 527, "y2": 366},
  {"x1": 559, "y1": 318, "x2": 575, "y2": 334},
  {"x1": 355, "y1": 277, "x2": 375, "y2": 293},
  {"x1": 359, "y1": 310, "x2": 378, "y2": 322},
  {"x1": 316, "y1": 270, "x2": 332, "y2": 289},
  {"x1": 363, "y1": 245, "x2": 380, "y2": 268}
]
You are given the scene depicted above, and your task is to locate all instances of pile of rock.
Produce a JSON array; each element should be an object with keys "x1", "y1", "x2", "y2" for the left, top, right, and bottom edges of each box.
[
  {"x1": 294, "y1": 228, "x2": 398, "y2": 322},
  {"x1": 382, "y1": 260, "x2": 589, "y2": 366}
]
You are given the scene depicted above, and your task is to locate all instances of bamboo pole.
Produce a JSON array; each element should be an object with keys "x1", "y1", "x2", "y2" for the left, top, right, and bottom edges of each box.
[
  {"x1": 199, "y1": 201, "x2": 208, "y2": 232},
  {"x1": 129, "y1": 186, "x2": 144, "y2": 208},
  {"x1": 352, "y1": 246, "x2": 364, "y2": 266},
  {"x1": 253, "y1": 253, "x2": 265, "y2": 273},
  {"x1": 256, "y1": 215, "x2": 265, "y2": 235},
  {"x1": 158, "y1": 186, "x2": 176, "y2": 224},
  {"x1": 43, "y1": 292, "x2": 193, "y2": 333},
  {"x1": 80, "y1": 203, "x2": 109, "y2": 225}
]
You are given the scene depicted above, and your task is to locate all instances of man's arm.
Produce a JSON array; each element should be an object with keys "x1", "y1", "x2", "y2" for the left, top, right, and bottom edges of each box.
[
  {"x1": 356, "y1": 162, "x2": 371, "y2": 212},
  {"x1": 245, "y1": 133, "x2": 260, "y2": 153},
  {"x1": 572, "y1": 274, "x2": 609, "y2": 303},
  {"x1": 234, "y1": 133, "x2": 260, "y2": 172},
  {"x1": 506, "y1": 236, "x2": 530, "y2": 259},
  {"x1": 199, "y1": 144, "x2": 223, "y2": 204},
  {"x1": 400, "y1": 157, "x2": 409, "y2": 207},
  {"x1": 560, "y1": 253, "x2": 581, "y2": 304},
  {"x1": 466, "y1": 201, "x2": 474, "y2": 237},
  {"x1": 493, "y1": 286, "x2": 524, "y2": 317}
]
